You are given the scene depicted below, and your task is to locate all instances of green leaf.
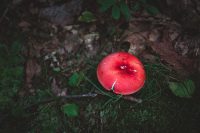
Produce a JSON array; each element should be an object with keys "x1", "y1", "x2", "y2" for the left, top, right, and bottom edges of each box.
[
  {"x1": 62, "y1": 103, "x2": 79, "y2": 117},
  {"x1": 145, "y1": 5, "x2": 160, "y2": 15},
  {"x1": 68, "y1": 72, "x2": 84, "y2": 87},
  {"x1": 168, "y1": 79, "x2": 195, "y2": 98},
  {"x1": 53, "y1": 67, "x2": 61, "y2": 72},
  {"x1": 78, "y1": 11, "x2": 96, "y2": 23},
  {"x1": 112, "y1": 5, "x2": 120, "y2": 20},
  {"x1": 119, "y1": 1, "x2": 131, "y2": 20},
  {"x1": 98, "y1": 0, "x2": 116, "y2": 12}
]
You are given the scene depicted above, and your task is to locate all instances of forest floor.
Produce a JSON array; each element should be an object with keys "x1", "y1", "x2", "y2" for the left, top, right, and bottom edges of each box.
[{"x1": 0, "y1": 0, "x2": 200, "y2": 133}]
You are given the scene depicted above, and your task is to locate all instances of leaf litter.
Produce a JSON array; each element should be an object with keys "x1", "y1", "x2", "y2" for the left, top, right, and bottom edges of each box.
[
  {"x1": 121, "y1": 13, "x2": 199, "y2": 75},
  {"x1": 17, "y1": 1, "x2": 101, "y2": 95},
  {"x1": 1, "y1": 0, "x2": 200, "y2": 132},
  {"x1": 19, "y1": 3, "x2": 199, "y2": 95}
]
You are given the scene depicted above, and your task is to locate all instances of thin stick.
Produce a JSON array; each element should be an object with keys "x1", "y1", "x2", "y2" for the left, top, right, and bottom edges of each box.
[
  {"x1": 0, "y1": 7, "x2": 9, "y2": 24},
  {"x1": 24, "y1": 93, "x2": 98, "y2": 110},
  {"x1": 94, "y1": 90, "x2": 142, "y2": 104},
  {"x1": 123, "y1": 95, "x2": 143, "y2": 103},
  {"x1": 61, "y1": 93, "x2": 98, "y2": 99}
]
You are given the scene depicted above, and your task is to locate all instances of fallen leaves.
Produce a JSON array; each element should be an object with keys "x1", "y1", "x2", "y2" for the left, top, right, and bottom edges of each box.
[
  {"x1": 51, "y1": 78, "x2": 67, "y2": 96},
  {"x1": 17, "y1": 0, "x2": 100, "y2": 94},
  {"x1": 122, "y1": 14, "x2": 198, "y2": 75},
  {"x1": 124, "y1": 33, "x2": 146, "y2": 55},
  {"x1": 25, "y1": 58, "x2": 41, "y2": 88},
  {"x1": 149, "y1": 37, "x2": 195, "y2": 74},
  {"x1": 18, "y1": 21, "x2": 31, "y2": 32}
]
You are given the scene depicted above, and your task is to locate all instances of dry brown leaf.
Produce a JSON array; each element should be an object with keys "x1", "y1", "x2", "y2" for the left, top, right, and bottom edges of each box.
[
  {"x1": 25, "y1": 58, "x2": 41, "y2": 88},
  {"x1": 122, "y1": 14, "x2": 197, "y2": 75},
  {"x1": 141, "y1": 51, "x2": 157, "y2": 63},
  {"x1": 124, "y1": 33, "x2": 147, "y2": 55},
  {"x1": 51, "y1": 78, "x2": 67, "y2": 96},
  {"x1": 18, "y1": 21, "x2": 31, "y2": 32},
  {"x1": 27, "y1": 37, "x2": 60, "y2": 58},
  {"x1": 150, "y1": 39, "x2": 195, "y2": 74},
  {"x1": 18, "y1": 21, "x2": 31, "y2": 28}
]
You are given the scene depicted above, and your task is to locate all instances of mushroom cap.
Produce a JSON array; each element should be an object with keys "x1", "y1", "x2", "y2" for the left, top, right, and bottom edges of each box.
[{"x1": 97, "y1": 52, "x2": 146, "y2": 95}]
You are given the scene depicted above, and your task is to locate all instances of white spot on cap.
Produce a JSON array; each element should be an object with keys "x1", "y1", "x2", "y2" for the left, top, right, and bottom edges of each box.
[{"x1": 120, "y1": 65, "x2": 127, "y2": 70}]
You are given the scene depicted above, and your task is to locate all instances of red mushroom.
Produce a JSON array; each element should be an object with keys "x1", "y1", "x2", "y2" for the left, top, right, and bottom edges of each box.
[{"x1": 97, "y1": 52, "x2": 146, "y2": 95}]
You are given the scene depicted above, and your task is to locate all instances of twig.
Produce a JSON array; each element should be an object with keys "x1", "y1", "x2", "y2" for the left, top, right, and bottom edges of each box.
[
  {"x1": 84, "y1": 76, "x2": 143, "y2": 103},
  {"x1": 123, "y1": 95, "x2": 142, "y2": 103},
  {"x1": 24, "y1": 93, "x2": 98, "y2": 110},
  {"x1": 0, "y1": 7, "x2": 9, "y2": 24},
  {"x1": 94, "y1": 90, "x2": 142, "y2": 104},
  {"x1": 84, "y1": 76, "x2": 115, "y2": 98},
  {"x1": 61, "y1": 93, "x2": 98, "y2": 99}
]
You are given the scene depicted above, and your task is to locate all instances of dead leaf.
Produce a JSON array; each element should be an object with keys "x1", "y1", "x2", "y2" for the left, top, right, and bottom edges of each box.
[
  {"x1": 25, "y1": 58, "x2": 41, "y2": 88},
  {"x1": 122, "y1": 13, "x2": 197, "y2": 75},
  {"x1": 149, "y1": 38, "x2": 195, "y2": 74},
  {"x1": 28, "y1": 37, "x2": 60, "y2": 57},
  {"x1": 18, "y1": 21, "x2": 31, "y2": 32},
  {"x1": 18, "y1": 21, "x2": 31, "y2": 28},
  {"x1": 124, "y1": 33, "x2": 147, "y2": 55},
  {"x1": 63, "y1": 33, "x2": 81, "y2": 53},
  {"x1": 51, "y1": 78, "x2": 67, "y2": 96},
  {"x1": 141, "y1": 51, "x2": 157, "y2": 62}
]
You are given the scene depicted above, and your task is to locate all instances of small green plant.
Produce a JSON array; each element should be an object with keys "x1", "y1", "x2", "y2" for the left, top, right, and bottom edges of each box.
[
  {"x1": 131, "y1": 0, "x2": 160, "y2": 15},
  {"x1": 78, "y1": 11, "x2": 96, "y2": 23},
  {"x1": 97, "y1": 0, "x2": 131, "y2": 20},
  {"x1": 68, "y1": 72, "x2": 84, "y2": 87},
  {"x1": 62, "y1": 103, "x2": 79, "y2": 117},
  {"x1": 169, "y1": 79, "x2": 195, "y2": 98},
  {"x1": 97, "y1": 0, "x2": 160, "y2": 20}
]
